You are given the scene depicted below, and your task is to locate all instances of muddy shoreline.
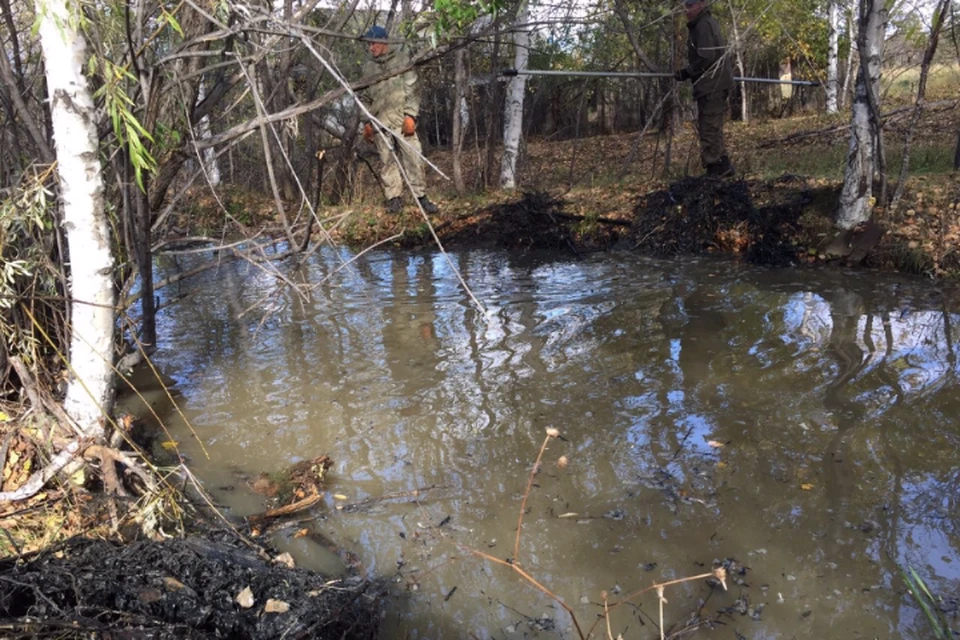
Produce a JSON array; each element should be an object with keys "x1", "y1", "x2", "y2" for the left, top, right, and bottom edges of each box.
[
  {"x1": 0, "y1": 514, "x2": 384, "y2": 638},
  {"x1": 328, "y1": 174, "x2": 960, "y2": 277}
]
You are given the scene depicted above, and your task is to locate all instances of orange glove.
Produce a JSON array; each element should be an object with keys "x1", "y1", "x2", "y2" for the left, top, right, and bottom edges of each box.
[
  {"x1": 402, "y1": 115, "x2": 416, "y2": 137},
  {"x1": 363, "y1": 122, "x2": 374, "y2": 142}
]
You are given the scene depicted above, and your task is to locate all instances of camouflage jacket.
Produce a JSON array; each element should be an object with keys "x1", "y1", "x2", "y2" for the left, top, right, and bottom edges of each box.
[
  {"x1": 683, "y1": 9, "x2": 734, "y2": 100},
  {"x1": 360, "y1": 46, "x2": 420, "y2": 130}
]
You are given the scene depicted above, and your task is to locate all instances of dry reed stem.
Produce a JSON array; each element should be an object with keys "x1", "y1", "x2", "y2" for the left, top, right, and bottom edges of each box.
[
  {"x1": 657, "y1": 585, "x2": 666, "y2": 640},
  {"x1": 585, "y1": 568, "x2": 727, "y2": 638},
  {"x1": 603, "y1": 591, "x2": 614, "y2": 640},
  {"x1": 514, "y1": 430, "x2": 556, "y2": 563},
  {"x1": 461, "y1": 544, "x2": 586, "y2": 640}
]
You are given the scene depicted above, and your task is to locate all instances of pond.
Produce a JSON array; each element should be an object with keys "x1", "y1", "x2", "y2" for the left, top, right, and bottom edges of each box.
[{"x1": 136, "y1": 247, "x2": 960, "y2": 638}]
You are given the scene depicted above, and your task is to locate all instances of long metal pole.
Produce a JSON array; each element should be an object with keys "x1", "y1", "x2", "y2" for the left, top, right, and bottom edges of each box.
[{"x1": 501, "y1": 68, "x2": 821, "y2": 87}]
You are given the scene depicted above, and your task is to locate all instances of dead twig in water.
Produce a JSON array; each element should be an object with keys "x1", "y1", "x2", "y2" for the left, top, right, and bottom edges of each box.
[
  {"x1": 339, "y1": 484, "x2": 443, "y2": 512},
  {"x1": 514, "y1": 428, "x2": 558, "y2": 563},
  {"x1": 246, "y1": 492, "x2": 323, "y2": 523}
]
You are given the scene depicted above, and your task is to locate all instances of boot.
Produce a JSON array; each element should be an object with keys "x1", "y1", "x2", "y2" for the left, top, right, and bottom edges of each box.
[
  {"x1": 418, "y1": 195, "x2": 439, "y2": 214},
  {"x1": 385, "y1": 197, "x2": 403, "y2": 214},
  {"x1": 715, "y1": 156, "x2": 735, "y2": 178}
]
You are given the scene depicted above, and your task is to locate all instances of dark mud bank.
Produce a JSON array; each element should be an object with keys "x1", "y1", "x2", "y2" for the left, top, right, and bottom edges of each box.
[
  {"x1": 419, "y1": 176, "x2": 853, "y2": 268},
  {"x1": 0, "y1": 532, "x2": 382, "y2": 638}
]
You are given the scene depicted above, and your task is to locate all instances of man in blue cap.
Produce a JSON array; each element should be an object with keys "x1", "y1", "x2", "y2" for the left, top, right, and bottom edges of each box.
[
  {"x1": 359, "y1": 25, "x2": 439, "y2": 214},
  {"x1": 675, "y1": 0, "x2": 735, "y2": 178}
]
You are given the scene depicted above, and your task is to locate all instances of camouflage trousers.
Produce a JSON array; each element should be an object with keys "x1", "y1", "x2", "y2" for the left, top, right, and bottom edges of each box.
[
  {"x1": 696, "y1": 89, "x2": 730, "y2": 168},
  {"x1": 373, "y1": 127, "x2": 426, "y2": 200}
]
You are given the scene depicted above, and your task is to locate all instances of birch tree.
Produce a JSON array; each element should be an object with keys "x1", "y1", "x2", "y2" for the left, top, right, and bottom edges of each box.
[
  {"x1": 500, "y1": 0, "x2": 529, "y2": 190},
  {"x1": 836, "y1": 0, "x2": 886, "y2": 230},
  {"x1": 35, "y1": 0, "x2": 115, "y2": 439},
  {"x1": 826, "y1": 0, "x2": 841, "y2": 113},
  {"x1": 728, "y1": 2, "x2": 749, "y2": 123},
  {"x1": 452, "y1": 42, "x2": 469, "y2": 195}
]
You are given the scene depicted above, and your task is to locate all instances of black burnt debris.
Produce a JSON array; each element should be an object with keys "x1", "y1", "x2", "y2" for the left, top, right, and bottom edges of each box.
[
  {"x1": 431, "y1": 177, "x2": 816, "y2": 266},
  {"x1": 0, "y1": 533, "x2": 382, "y2": 639},
  {"x1": 632, "y1": 175, "x2": 810, "y2": 266}
]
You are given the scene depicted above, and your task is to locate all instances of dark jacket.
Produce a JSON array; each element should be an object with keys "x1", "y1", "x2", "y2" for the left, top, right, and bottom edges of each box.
[
  {"x1": 360, "y1": 46, "x2": 420, "y2": 130},
  {"x1": 683, "y1": 8, "x2": 734, "y2": 100}
]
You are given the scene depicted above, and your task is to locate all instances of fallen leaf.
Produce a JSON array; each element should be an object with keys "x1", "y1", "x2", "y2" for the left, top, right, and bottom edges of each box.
[
  {"x1": 294, "y1": 528, "x2": 309, "y2": 539},
  {"x1": 557, "y1": 512, "x2": 579, "y2": 518},
  {"x1": 139, "y1": 589, "x2": 163, "y2": 604},
  {"x1": 160, "y1": 441, "x2": 179, "y2": 450},
  {"x1": 236, "y1": 586, "x2": 255, "y2": 608},
  {"x1": 0, "y1": 411, "x2": 9, "y2": 422},
  {"x1": 264, "y1": 599, "x2": 290, "y2": 614},
  {"x1": 556, "y1": 455, "x2": 569, "y2": 469},
  {"x1": 163, "y1": 577, "x2": 187, "y2": 592},
  {"x1": 717, "y1": 461, "x2": 728, "y2": 469},
  {"x1": 707, "y1": 440, "x2": 725, "y2": 448},
  {"x1": 800, "y1": 483, "x2": 815, "y2": 491},
  {"x1": 333, "y1": 494, "x2": 348, "y2": 501},
  {"x1": 273, "y1": 552, "x2": 295, "y2": 569}
]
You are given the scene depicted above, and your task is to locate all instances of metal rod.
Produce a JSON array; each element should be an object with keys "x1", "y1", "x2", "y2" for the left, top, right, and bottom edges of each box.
[{"x1": 501, "y1": 68, "x2": 821, "y2": 87}]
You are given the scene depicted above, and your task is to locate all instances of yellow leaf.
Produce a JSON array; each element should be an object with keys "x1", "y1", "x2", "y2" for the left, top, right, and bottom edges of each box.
[
  {"x1": 70, "y1": 467, "x2": 85, "y2": 486},
  {"x1": 800, "y1": 483, "x2": 815, "y2": 491},
  {"x1": 717, "y1": 461, "x2": 728, "y2": 470},
  {"x1": 0, "y1": 411, "x2": 10, "y2": 422},
  {"x1": 264, "y1": 599, "x2": 290, "y2": 613},
  {"x1": 235, "y1": 586, "x2": 255, "y2": 608},
  {"x1": 160, "y1": 441, "x2": 179, "y2": 450},
  {"x1": 333, "y1": 494, "x2": 348, "y2": 501}
]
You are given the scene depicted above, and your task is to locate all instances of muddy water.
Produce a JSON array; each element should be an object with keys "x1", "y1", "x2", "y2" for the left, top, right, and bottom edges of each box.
[{"x1": 139, "y1": 248, "x2": 960, "y2": 638}]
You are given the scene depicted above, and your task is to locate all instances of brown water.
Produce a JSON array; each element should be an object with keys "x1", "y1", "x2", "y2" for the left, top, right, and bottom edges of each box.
[{"x1": 135, "y1": 248, "x2": 960, "y2": 639}]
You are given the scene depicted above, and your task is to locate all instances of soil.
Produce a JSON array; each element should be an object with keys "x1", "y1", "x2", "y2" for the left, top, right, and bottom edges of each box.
[
  {"x1": 399, "y1": 175, "x2": 832, "y2": 268},
  {"x1": 0, "y1": 530, "x2": 382, "y2": 639}
]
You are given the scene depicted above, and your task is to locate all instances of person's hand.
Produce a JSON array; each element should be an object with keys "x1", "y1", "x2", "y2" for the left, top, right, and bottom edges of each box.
[
  {"x1": 363, "y1": 123, "x2": 374, "y2": 142},
  {"x1": 402, "y1": 115, "x2": 416, "y2": 137},
  {"x1": 674, "y1": 69, "x2": 689, "y2": 82}
]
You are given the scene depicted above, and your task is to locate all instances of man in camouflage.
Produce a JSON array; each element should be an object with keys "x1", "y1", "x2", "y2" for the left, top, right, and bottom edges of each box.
[
  {"x1": 675, "y1": 0, "x2": 735, "y2": 178},
  {"x1": 359, "y1": 25, "x2": 439, "y2": 214}
]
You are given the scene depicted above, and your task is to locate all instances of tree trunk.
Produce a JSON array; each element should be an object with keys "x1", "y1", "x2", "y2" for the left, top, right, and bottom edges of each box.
[
  {"x1": 452, "y1": 43, "x2": 468, "y2": 195},
  {"x1": 954, "y1": 130, "x2": 960, "y2": 171},
  {"x1": 889, "y1": 0, "x2": 951, "y2": 213},
  {"x1": 827, "y1": 0, "x2": 840, "y2": 113},
  {"x1": 0, "y1": 51, "x2": 54, "y2": 164},
  {"x1": 841, "y1": 7, "x2": 857, "y2": 109},
  {"x1": 500, "y1": 0, "x2": 529, "y2": 190},
  {"x1": 483, "y1": 25, "x2": 503, "y2": 189},
  {"x1": 726, "y1": 0, "x2": 749, "y2": 122},
  {"x1": 35, "y1": 0, "x2": 115, "y2": 439},
  {"x1": 196, "y1": 81, "x2": 221, "y2": 186},
  {"x1": 837, "y1": 0, "x2": 886, "y2": 230}
]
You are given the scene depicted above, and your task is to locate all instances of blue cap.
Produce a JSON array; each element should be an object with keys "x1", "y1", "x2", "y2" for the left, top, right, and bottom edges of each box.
[{"x1": 362, "y1": 25, "x2": 388, "y2": 40}]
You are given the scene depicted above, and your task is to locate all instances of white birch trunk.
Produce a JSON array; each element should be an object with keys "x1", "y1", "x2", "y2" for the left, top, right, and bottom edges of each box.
[
  {"x1": 841, "y1": 7, "x2": 857, "y2": 109},
  {"x1": 837, "y1": 0, "x2": 886, "y2": 230},
  {"x1": 500, "y1": 0, "x2": 529, "y2": 190},
  {"x1": 827, "y1": 0, "x2": 840, "y2": 113},
  {"x1": 197, "y1": 81, "x2": 221, "y2": 186},
  {"x1": 36, "y1": 0, "x2": 115, "y2": 439},
  {"x1": 726, "y1": 0, "x2": 749, "y2": 122}
]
